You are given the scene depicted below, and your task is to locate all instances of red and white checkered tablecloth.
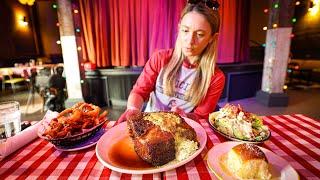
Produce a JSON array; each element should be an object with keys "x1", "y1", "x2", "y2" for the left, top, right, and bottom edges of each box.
[{"x1": 0, "y1": 114, "x2": 319, "y2": 179}]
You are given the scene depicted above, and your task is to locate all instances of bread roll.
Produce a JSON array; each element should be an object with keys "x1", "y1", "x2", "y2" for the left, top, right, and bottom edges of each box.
[{"x1": 226, "y1": 143, "x2": 271, "y2": 179}]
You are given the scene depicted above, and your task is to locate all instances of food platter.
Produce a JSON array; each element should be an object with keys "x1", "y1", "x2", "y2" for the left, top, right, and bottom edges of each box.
[
  {"x1": 53, "y1": 128, "x2": 106, "y2": 151},
  {"x1": 207, "y1": 142, "x2": 299, "y2": 180},
  {"x1": 95, "y1": 117, "x2": 207, "y2": 174},
  {"x1": 38, "y1": 118, "x2": 108, "y2": 147},
  {"x1": 208, "y1": 120, "x2": 271, "y2": 143}
]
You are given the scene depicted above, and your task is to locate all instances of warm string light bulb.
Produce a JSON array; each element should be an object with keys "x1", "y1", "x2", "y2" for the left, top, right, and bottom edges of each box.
[{"x1": 283, "y1": 85, "x2": 288, "y2": 90}]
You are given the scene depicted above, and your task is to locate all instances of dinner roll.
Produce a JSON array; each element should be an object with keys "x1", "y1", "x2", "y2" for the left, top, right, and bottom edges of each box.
[{"x1": 226, "y1": 143, "x2": 271, "y2": 179}]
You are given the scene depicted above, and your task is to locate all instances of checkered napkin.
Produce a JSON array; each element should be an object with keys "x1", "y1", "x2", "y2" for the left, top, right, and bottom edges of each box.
[{"x1": 0, "y1": 110, "x2": 58, "y2": 161}]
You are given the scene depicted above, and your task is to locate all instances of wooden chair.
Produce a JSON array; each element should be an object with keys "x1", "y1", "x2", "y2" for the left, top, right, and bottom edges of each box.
[{"x1": 1, "y1": 68, "x2": 27, "y2": 93}]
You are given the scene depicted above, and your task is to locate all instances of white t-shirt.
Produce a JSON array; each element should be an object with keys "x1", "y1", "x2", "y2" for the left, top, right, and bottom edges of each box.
[{"x1": 144, "y1": 66, "x2": 197, "y2": 113}]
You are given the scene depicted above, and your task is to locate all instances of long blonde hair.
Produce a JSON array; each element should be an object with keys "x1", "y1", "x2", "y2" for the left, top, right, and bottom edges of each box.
[{"x1": 162, "y1": 3, "x2": 220, "y2": 105}]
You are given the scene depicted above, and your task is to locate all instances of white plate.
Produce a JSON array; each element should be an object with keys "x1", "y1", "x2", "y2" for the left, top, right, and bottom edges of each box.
[
  {"x1": 96, "y1": 118, "x2": 207, "y2": 174},
  {"x1": 207, "y1": 142, "x2": 299, "y2": 180},
  {"x1": 54, "y1": 128, "x2": 106, "y2": 151}
]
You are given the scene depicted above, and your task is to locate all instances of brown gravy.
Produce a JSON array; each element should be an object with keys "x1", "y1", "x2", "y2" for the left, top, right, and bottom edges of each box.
[{"x1": 108, "y1": 136, "x2": 153, "y2": 169}]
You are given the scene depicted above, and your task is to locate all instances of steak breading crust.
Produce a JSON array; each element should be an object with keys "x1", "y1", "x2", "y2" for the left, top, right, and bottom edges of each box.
[{"x1": 127, "y1": 111, "x2": 198, "y2": 166}]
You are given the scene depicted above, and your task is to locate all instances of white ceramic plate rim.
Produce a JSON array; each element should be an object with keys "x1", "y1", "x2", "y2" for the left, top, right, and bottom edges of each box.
[
  {"x1": 95, "y1": 117, "x2": 207, "y2": 174},
  {"x1": 207, "y1": 141, "x2": 299, "y2": 180}
]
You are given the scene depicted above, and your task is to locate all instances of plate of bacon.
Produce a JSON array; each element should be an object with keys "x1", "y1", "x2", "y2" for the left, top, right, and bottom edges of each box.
[{"x1": 38, "y1": 102, "x2": 108, "y2": 148}]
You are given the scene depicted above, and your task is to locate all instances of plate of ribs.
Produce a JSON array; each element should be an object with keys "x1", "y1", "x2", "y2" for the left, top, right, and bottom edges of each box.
[{"x1": 95, "y1": 111, "x2": 207, "y2": 174}]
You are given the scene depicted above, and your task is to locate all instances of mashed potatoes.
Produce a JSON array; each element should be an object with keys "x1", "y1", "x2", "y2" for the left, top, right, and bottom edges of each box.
[{"x1": 175, "y1": 138, "x2": 198, "y2": 161}]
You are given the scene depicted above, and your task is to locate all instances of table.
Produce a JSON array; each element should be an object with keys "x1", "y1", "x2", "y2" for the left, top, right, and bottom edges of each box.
[
  {"x1": 0, "y1": 114, "x2": 319, "y2": 179},
  {"x1": 0, "y1": 64, "x2": 61, "y2": 79}
]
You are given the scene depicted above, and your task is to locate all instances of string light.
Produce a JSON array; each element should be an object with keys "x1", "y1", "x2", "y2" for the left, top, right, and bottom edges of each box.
[
  {"x1": 77, "y1": 46, "x2": 82, "y2": 51},
  {"x1": 283, "y1": 85, "x2": 288, "y2": 90},
  {"x1": 56, "y1": 40, "x2": 61, "y2": 44},
  {"x1": 295, "y1": 1, "x2": 300, "y2": 5},
  {"x1": 74, "y1": 9, "x2": 79, "y2": 14},
  {"x1": 290, "y1": 34, "x2": 295, "y2": 38},
  {"x1": 273, "y1": 23, "x2": 278, "y2": 28},
  {"x1": 263, "y1": 26, "x2": 268, "y2": 30},
  {"x1": 292, "y1": 18, "x2": 297, "y2": 23},
  {"x1": 52, "y1": 4, "x2": 57, "y2": 9},
  {"x1": 56, "y1": 22, "x2": 60, "y2": 27},
  {"x1": 262, "y1": 43, "x2": 266, "y2": 47},
  {"x1": 75, "y1": 28, "x2": 81, "y2": 33},
  {"x1": 274, "y1": 3, "x2": 279, "y2": 8},
  {"x1": 264, "y1": 8, "x2": 268, "y2": 13}
]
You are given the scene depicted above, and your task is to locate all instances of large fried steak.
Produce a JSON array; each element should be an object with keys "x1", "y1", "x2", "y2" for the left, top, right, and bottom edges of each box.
[{"x1": 127, "y1": 111, "x2": 198, "y2": 166}]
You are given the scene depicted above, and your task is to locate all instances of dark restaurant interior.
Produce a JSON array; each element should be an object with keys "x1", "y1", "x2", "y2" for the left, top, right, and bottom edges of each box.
[
  {"x1": 1, "y1": 0, "x2": 319, "y2": 121},
  {"x1": 0, "y1": 0, "x2": 320, "y2": 179}
]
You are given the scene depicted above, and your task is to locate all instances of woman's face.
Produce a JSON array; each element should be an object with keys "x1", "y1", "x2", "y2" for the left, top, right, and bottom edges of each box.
[{"x1": 179, "y1": 11, "x2": 213, "y2": 60}]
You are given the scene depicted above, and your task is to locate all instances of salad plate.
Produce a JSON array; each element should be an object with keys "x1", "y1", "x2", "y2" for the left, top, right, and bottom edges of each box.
[
  {"x1": 208, "y1": 121, "x2": 271, "y2": 143},
  {"x1": 208, "y1": 104, "x2": 271, "y2": 143}
]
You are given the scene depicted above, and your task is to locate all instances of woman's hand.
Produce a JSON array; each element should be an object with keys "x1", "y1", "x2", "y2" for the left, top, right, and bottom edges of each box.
[
  {"x1": 171, "y1": 105, "x2": 187, "y2": 117},
  {"x1": 116, "y1": 108, "x2": 140, "y2": 125},
  {"x1": 171, "y1": 106, "x2": 199, "y2": 120}
]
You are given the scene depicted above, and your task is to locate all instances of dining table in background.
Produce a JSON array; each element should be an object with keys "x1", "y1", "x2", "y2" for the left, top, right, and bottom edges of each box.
[
  {"x1": 0, "y1": 64, "x2": 62, "y2": 79},
  {"x1": 0, "y1": 114, "x2": 319, "y2": 179}
]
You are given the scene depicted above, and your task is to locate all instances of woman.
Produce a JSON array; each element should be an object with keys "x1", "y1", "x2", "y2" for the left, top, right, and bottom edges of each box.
[{"x1": 121, "y1": 0, "x2": 225, "y2": 122}]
